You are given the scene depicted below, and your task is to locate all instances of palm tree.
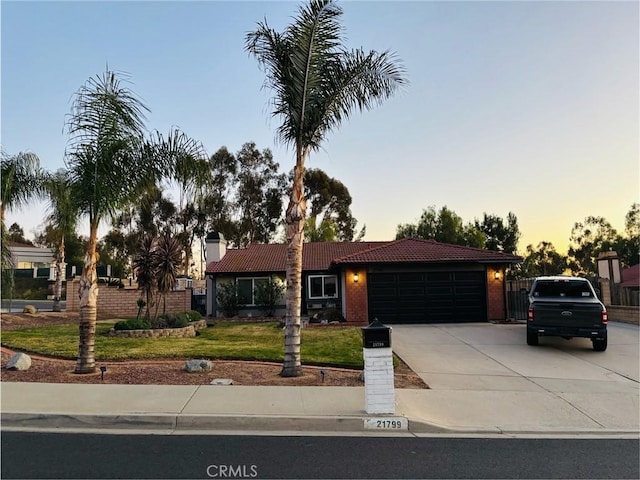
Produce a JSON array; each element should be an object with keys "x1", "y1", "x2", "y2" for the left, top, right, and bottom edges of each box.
[
  {"x1": 1, "y1": 150, "x2": 46, "y2": 223},
  {"x1": 245, "y1": 0, "x2": 406, "y2": 376},
  {"x1": 1, "y1": 150, "x2": 46, "y2": 310},
  {"x1": 65, "y1": 70, "x2": 205, "y2": 373},
  {"x1": 43, "y1": 169, "x2": 78, "y2": 312},
  {"x1": 133, "y1": 236, "x2": 156, "y2": 320},
  {"x1": 154, "y1": 235, "x2": 183, "y2": 315}
]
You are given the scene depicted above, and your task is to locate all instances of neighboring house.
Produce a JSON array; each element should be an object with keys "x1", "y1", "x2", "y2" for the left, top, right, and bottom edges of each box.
[
  {"x1": 5, "y1": 242, "x2": 59, "y2": 280},
  {"x1": 204, "y1": 232, "x2": 522, "y2": 324},
  {"x1": 7, "y1": 242, "x2": 55, "y2": 269}
]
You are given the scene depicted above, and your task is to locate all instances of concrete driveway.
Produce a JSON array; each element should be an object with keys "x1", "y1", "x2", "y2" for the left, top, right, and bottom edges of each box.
[{"x1": 392, "y1": 322, "x2": 640, "y2": 432}]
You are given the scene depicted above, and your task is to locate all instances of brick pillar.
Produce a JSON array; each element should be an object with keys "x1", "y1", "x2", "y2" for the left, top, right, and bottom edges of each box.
[{"x1": 364, "y1": 347, "x2": 395, "y2": 414}]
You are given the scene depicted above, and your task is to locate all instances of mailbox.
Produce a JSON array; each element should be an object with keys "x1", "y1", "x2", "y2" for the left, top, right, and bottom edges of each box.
[{"x1": 362, "y1": 318, "x2": 392, "y2": 349}]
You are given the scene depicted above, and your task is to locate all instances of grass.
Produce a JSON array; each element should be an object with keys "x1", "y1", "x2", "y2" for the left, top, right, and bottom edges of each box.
[{"x1": 1, "y1": 321, "x2": 365, "y2": 369}]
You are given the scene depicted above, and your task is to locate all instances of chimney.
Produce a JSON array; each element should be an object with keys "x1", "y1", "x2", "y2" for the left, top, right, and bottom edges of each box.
[{"x1": 205, "y1": 232, "x2": 227, "y2": 264}]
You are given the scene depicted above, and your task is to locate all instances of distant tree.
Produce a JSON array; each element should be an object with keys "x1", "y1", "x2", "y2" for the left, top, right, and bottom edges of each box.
[
  {"x1": 475, "y1": 212, "x2": 520, "y2": 254},
  {"x1": 568, "y1": 216, "x2": 618, "y2": 276},
  {"x1": 396, "y1": 205, "x2": 470, "y2": 245},
  {"x1": 6, "y1": 223, "x2": 33, "y2": 245},
  {"x1": 304, "y1": 215, "x2": 338, "y2": 242},
  {"x1": 519, "y1": 241, "x2": 568, "y2": 278},
  {"x1": 232, "y1": 142, "x2": 287, "y2": 247},
  {"x1": 614, "y1": 203, "x2": 640, "y2": 268},
  {"x1": 246, "y1": 0, "x2": 406, "y2": 376},
  {"x1": 304, "y1": 168, "x2": 363, "y2": 241}
]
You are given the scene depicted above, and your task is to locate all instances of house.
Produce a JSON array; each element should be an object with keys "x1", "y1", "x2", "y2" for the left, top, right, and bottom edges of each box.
[{"x1": 204, "y1": 232, "x2": 522, "y2": 324}]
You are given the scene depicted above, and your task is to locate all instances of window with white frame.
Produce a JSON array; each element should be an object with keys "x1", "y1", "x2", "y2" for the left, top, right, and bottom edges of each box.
[
  {"x1": 237, "y1": 277, "x2": 269, "y2": 305},
  {"x1": 308, "y1": 275, "x2": 337, "y2": 299}
]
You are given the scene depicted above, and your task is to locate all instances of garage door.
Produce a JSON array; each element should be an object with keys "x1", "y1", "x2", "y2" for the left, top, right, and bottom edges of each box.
[{"x1": 367, "y1": 271, "x2": 487, "y2": 324}]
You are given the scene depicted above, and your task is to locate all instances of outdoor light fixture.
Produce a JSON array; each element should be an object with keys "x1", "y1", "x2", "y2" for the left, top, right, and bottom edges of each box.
[
  {"x1": 353, "y1": 273, "x2": 359, "y2": 283},
  {"x1": 494, "y1": 271, "x2": 500, "y2": 280},
  {"x1": 100, "y1": 365, "x2": 107, "y2": 381}
]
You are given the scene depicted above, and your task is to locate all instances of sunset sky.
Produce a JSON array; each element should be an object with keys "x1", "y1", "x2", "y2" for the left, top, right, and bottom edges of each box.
[{"x1": 2, "y1": 0, "x2": 638, "y2": 253}]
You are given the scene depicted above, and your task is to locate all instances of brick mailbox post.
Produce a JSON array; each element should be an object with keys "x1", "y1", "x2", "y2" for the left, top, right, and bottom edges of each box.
[{"x1": 362, "y1": 319, "x2": 395, "y2": 415}]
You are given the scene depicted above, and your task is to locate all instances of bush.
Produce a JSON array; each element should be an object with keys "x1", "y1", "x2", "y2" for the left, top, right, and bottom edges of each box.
[
  {"x1": 254, "y1": 279, "x2": 285, "y2": 317},
  {"x1": 216, "y1": 282, "x2": 240, "y2": 317},
  {"x1": 324, "y1": 308, "x2": 345, "y2": 323},
  {"x1": 152, "y1": 313, "x2": 189, "y2": 329},
  {"x1": 186, "y1": 310, "x2": 202, "y2": 322},
  {"x1": 114, "y1": 318, "x2": 151, "y2": 330}
]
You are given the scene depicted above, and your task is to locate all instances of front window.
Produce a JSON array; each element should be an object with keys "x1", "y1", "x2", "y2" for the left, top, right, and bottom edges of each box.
[
  {"x1": 237, "y1": 277, "x2": 269, "y2": 305},
  {"x1": 308, "y1": 275, "x2": 337, "y2": 299}
]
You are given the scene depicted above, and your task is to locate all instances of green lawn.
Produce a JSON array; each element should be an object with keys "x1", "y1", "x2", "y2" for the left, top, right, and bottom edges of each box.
[{"x1": 1, "y1": 321, "x2": 364, "y2": 369}]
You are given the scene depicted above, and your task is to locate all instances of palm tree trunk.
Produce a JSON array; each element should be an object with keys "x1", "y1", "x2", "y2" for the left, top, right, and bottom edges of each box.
[
  {"x1": 53, "y1": 237, "x2": 65, "y2": 312},
  {"x1": 281, "y1": 152, "x2": 306, "y2": 377},
  {"x1": 75, "y1": 224, "x2": 99, "y2": 374}
]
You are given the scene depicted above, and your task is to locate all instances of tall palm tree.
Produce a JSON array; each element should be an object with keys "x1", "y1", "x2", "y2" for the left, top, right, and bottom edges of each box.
[
  {"x1": 246, "y1": 0, "x2": 406, "y2": 376},
  {"x1": 44, "y1": 169, "x2": 78, "y2": 312},
  {"x1": 65, "y1": 70, "x2": 158, "y2": 374},
  {"x1": 66, "y1": 70, "x2": 205, "y2": 373}
]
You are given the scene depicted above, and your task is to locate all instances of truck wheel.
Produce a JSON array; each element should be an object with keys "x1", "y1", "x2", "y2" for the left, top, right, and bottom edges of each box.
[
  {"x1": 592, "y1": 335, "x2": 607, "y2": 352},
  {"x1": 527, "y1": 330, "x2": 539, "y2": 346}
]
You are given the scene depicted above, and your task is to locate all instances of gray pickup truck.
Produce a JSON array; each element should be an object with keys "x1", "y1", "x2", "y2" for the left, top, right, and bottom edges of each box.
[{"x1": 527, "y1": 276, "x2": 608, "y2": 351}]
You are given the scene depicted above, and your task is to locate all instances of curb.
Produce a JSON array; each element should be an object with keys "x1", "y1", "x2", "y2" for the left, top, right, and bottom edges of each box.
[{"x1": 1, "y1": 412, "x2": 449, "y2": 434}]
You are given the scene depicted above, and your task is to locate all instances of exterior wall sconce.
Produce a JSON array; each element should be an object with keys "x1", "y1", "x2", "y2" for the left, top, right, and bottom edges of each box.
[
  {"x1": 494, "y1": 271, "x2": 501, "y2": 280},
  {"x1": 353, "y1": 272, "x2": 359, "y2": 283}
]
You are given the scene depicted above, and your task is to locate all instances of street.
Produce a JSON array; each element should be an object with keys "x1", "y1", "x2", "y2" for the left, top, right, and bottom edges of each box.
[
  {"x1": 1, "y1": 432, "x2": 638, "y2": 479},
  {"x1": 0, "y1": 299, "x2": 65, "y2": 313}
]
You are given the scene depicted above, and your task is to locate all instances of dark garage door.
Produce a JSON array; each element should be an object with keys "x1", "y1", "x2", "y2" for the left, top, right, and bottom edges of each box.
[{"x1": 367, "y1": 271, "x2": 487, "y2": 324}]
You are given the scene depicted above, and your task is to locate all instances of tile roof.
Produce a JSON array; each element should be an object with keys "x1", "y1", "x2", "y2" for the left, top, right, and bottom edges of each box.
[
  {"x1": 205, "y1": 238, "x2": 522, "y2": 274},
  {"x1": 332, "y1": 238, "x2": 522, "y2": 265},
  {"x1": 205, "y1": 242, "x2": 384, "y2": 274}
]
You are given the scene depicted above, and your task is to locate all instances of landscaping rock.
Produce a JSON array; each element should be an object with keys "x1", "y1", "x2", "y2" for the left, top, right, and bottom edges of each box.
[
  {"x1": 185, "y1": 359, "x2": 213, "y2": 373},
  {"x1": 6, "y1": 352, "x2": 32, "y2": 371},
  {"x1": 210, "y1": 378, "x2": 233, "y2": 385}
]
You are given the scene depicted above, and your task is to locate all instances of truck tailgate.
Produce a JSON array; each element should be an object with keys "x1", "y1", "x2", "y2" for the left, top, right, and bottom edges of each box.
[{"x1": 531, "y1": 301, "x2": 603, "y2": 328}]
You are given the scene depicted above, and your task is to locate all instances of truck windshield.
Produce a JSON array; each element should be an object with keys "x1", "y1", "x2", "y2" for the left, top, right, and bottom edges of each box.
[{"x1": 533, "y1": 280, "x2": 593, "y2": 298}]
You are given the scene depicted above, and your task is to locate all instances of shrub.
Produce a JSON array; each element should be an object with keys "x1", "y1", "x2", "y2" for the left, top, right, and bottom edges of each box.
[
  {"x1": 216, "y1": 281, "x2": 240, "y2": 317},
  {"x1": 114, "y1": 318, "x2": 151, "y2": 330},
  {"x1": 186, "y1": 310, "x2": 202, "y2": 322},
  {"x1": 254, "y1": 279, "x2": 285, "y2": 316},
  {"x1": 152, "y1": 313, "x2": 189, "y2": 329},
  {"x1": 324, "y1": 308, "x2": 345, "y2": 323}
]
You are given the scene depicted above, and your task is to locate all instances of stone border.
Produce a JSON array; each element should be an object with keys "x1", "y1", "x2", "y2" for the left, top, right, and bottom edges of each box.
[{"x1": 107, "y1": 320, "x2": 208, "y2": 338}]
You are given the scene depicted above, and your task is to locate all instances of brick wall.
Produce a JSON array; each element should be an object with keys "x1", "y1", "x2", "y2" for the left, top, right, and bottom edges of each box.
[
  {"x1": 487, "y1": 267, "x2": 506, "y2": 321},
  {"x1": 66, "y1": 279, "x2": 192, "y2": 317},
  {"x1": 344, "y1": 268, "x2": 368, "y2": 324},
  {"x1": 606, "y1": 306, "x2": 639, "y2": 325}
]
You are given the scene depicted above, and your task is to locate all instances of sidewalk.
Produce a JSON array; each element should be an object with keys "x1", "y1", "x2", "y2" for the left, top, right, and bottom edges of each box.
[{"x1": 2, "y1": 382, "x2": 638, "y2": 435}]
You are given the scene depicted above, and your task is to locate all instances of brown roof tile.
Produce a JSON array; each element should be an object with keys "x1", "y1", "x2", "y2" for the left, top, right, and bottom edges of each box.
[
  {"x1": 332, "y1": 238, "x2": 522, "y2": 265},
  {"x1": 205, "y1": 241, "x2": 385, "y2": 274}
]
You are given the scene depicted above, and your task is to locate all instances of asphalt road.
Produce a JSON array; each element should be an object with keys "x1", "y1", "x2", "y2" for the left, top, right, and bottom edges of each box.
[
  {"x1": 0, "y1": 299, "x2": 64, "y2": 312},
  {"x1": 1, "y1": 432, "x2": 638, "y2": 479}
]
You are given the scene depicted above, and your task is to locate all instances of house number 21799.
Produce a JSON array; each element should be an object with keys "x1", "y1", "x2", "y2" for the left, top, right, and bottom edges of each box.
[{"x1": 364, "y1": 417, "x2": 408, "y2": 430}]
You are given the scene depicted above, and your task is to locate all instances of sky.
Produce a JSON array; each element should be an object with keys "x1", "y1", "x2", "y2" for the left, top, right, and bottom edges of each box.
[{"x1": 2, "y1": 0, "x2": 638, "y2": 254}]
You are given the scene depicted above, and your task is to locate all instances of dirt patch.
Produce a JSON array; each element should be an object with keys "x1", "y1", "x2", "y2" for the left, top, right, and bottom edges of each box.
[{"x1": 0, "y1": 312, "x2": 427, "y2": 389}]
